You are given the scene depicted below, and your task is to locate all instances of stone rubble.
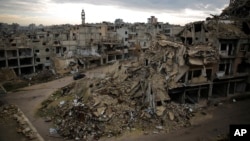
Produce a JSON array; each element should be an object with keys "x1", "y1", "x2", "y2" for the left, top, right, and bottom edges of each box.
[
  {"x1": 0, "y1": 104, "x2": 38, "y2": 140},
  {"x1": 39, "y1": 36, "x2": 196, "y2": 140}
]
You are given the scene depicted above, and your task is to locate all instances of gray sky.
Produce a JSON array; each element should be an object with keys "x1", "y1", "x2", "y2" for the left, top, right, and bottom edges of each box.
[{"x1": 0, "y1": 0, "x2": 229, "y2": 25}]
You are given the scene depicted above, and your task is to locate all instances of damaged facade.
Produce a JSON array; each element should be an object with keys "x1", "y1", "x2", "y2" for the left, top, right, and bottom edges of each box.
[
  {"x1": 0, "y1": 14, "x2": 183, "y2": 77},
  {"x1": 176, "y1": 0, "x2": 250, "y2": 102}
]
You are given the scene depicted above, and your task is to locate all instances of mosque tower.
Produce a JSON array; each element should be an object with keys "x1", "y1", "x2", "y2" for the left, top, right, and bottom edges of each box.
[{"x1": 81, "y1": 9, "x2": 85, "y2": 25}]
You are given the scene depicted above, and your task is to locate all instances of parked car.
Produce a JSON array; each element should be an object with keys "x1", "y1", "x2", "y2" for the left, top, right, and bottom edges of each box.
[{"x1": 73, "y1": 73, "x2": 85, "y2": 80}]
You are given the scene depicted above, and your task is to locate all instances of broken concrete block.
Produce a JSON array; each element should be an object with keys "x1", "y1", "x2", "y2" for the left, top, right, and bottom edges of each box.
[
  {"x1": 156, "y1": 106, "x2": 166, "y2": 116},
  {"x1": 93, "y1": 107, "x2": 106, "y2": 117},
  {"x1": 168, "y1": 112, "x2": 175, "y2": 121}
]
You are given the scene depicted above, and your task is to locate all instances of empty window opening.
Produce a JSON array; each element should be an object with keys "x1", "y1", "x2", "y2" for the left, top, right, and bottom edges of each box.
[
  {"x1": 45, "y1": 48, "x2": 49, "y2": 52},
  {"x1": 63, "y1": 47, "x2": 67, "y2": 52},
  {"x1": 206, "y1": 69, "x2": 212, "y2": 81},
  {"x1": 220, "y1": 44, "x2": 227, "y2": 51},
  {"x1": 194, "y1": 23, "x2": 202, "y2": 32},
  {"x1": 0, "y1": 50, "x2": 5, "y2": 58},
  {"x1": 235, "y1": 82, "x2": 246, "y2": 93},
  {"x1": 19, "y1": 48, "x2": 32, "y2": 57},
  {"x1": 36, "y1": 58, "x2": 40, "y2": 62},
  {"x1": 212, "y1": 83, "x2": 227, "y2": 97},
  {"x1": 168, "y1": 88, "x2": 185, "y2": 103},
  {"x1": 54, "y1": 41, "x2": 59, "y2": 44},
  {"x1": 7, "y1": 50, "x2": 17, "y2": 57},
  {"x1": 46, "y1": 57, "x2": 50, "y2": 60},
  {"x1": 165, "y1": 29, "x2": 171, "y2": 34},
  {"x1": 54, "y1": 34, "x2": 59, "y2": 38},
  {"x1": 35, "y1": 50, "x2": 40, "y2": 53},
  {"x1": 145, "y1": 59, "x2": 149, "y2": 66},
  {"x1": 0, "y1": 60, "x2": 6, "y2": 68},
  {"x1": 242, "y1": 22, "x2": 250, "y2": 35},
  {"x1": 21, "y1": 67, "x2": 33, "y2": 75},
  {"x1": 116, "y1": 55, "x2": 122, "y2": 60},
  {"x1": 108, "y1": 55, "x2": 115, "y2": 62},
  {"x1": 240, "y1": 45, "x2": 246, "y2": 51},
  {"x1": 56, "y1": 47, "x2": 60, "y2": 53},
  {"x1": 187, "y1": 37, "x2": 193, "y2": 45},
  {"x1": 8, "y1": 59, "x2": 18, "y2": 67},
  {"x1": 219, "y1": 64, "x2": 226, "y2": 71},
  {"x1": 228, "y1": 44, "x2": 234, "y2": 56},
  {"x1": 185, "y1": 90, "x2": 198, "y2": 104},
  {"x1": 35, "y1": 64, "x2": 43, "y2": 71},
  {"x1": 229, "y1": 82, "x2": 235, "y2": 94},
  {"x1": 193, "y1": 70, "x2": 201, "y2": 77},
  {"x1": 20, "y1": 58, "x2": 32, "y2": 65},
  {"x1": 219, "y1": 63, "x2": 232, "y2": 75},
  {"x1": 237, "y1": 60, "x2": 247, "y2": 73},
  {"x1": 188, "y1": 71, "x2": 192, "y2": 80}
]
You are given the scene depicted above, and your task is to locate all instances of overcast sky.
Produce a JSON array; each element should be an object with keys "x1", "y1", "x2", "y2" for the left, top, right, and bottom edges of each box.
[{"x1": 0, "y1": 0, "x2": 229, "y2": 26}]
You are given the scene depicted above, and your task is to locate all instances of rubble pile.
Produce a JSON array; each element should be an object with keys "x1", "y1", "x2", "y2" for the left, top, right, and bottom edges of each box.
[
  {"x1": 39, "y1": 35, "x2": 194, "y2": 140},
  {"x1": 40, "y1": 85, "x2": 191, "y2": 140},
  {"x1": 187, "y1": 44, "x2": 219, "y2": 66},
  {"x1": 0, "y1": 104, "x2": 37, "y2": 140},
  {"x1": 22, "y1": 69, "x2": 59, "y2": 84}
]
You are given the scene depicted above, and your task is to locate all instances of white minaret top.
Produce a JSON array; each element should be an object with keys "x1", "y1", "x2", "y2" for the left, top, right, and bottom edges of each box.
[{"x1": 81, "y1": 9, "x2": 85, "y2": 25}]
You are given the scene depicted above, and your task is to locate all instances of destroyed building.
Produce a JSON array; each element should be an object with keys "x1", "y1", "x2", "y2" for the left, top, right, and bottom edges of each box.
[
  {"x1": 175, "y1": 1, "x2": 250, "y2": 102},
  {"x1": 0, "y1": 13, "x2": 182, "y2": 77}
]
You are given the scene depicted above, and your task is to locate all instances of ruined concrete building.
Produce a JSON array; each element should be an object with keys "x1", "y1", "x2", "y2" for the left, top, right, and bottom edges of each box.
[
  {"x1": 0, "y1": 13, "x2": 182, "y2": 76},
  {"x1": 174, "y1": 0, "x2": 250, "y2": 102}
]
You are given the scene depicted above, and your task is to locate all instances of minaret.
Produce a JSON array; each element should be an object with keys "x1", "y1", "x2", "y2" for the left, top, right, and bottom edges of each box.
[{"x1": 81, "y1": 9, "x2": 85, "y2": 25}]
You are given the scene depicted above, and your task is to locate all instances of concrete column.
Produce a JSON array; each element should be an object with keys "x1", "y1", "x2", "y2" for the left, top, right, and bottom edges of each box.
[
  {"x1": 192, "y1": 24, "x2": 195, "y2": 44},
  {"x1": 201, "y1": 24, "x2": 205, "y2": 42},
  {"x1": 181, "y1": 91, "x2": 186, "y2": 104},
  {"x1": 184, "y1": 28, "x2": 187, "y2": 45},
  {"x1": 234, "y1": 82, "x2": 237, "y2": 94},
  {"x1": 226, "y1": 81, "x2": 230, "y2": 97},
  {"x1": 17, "y1": 49, "x2": 21, "y2": 75},
  {"x1": 100, "y1": 57, "x2": 103, "y2": 65},
  {"x1": 197, "y1": 86, "x2": 201, "y2": 102},
  {"x1": 18, "y1": 68, "x2": 21, "y2": 76},
  {"x1": 32, "y1": 48, "x2": 36, "y2": 73},
  {"x1": 122, "y1": 53, "x2": 125, "y2": 60},
  {"x1": 208, "y1": 83, "x2": 213, "y2": 98},
  {"x1": 106, "y1": 55, "x2": 109, "y2": 63},
  {"x1": 5, "y1": 50, "x2": 8, "y2": 67},
  {"x1": 16, "y1": 49, "x2": 20, "y2": 67}
]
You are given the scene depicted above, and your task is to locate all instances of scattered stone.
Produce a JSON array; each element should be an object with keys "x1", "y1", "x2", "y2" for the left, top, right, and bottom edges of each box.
[
  {"x1": 155, "y1": 126, "x2": 164, "y2": 130},
  {"x1": 233, "y1": 99, "x2": 236, "y2": 103},
  {"x1": 168, "y1": 112, "x2": 175, "y2": 121},
  {"x1": 44, "y1": 116, "x2": 52, "y2": 122},
  {"x1": 49, "y1": 128, "x2": 57, "y2": 135},
  {"x1": 156, "y1": 106, "x2": 166, "y2": 116}
]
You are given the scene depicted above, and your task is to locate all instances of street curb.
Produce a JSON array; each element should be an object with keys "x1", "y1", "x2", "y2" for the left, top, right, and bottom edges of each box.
[{"x1": 18, "y1": 108, "x2": 45, "y2": 141}]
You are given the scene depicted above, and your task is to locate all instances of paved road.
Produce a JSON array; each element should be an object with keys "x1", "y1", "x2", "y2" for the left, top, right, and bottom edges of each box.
[{"x1": 3, "y1": 76, "x2": 74, "y2": 141}]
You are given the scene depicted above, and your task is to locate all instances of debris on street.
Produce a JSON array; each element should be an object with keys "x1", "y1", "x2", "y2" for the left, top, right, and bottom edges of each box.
[{"x1": 0, "y1": 104, "x2": 38, "y2": 140}]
